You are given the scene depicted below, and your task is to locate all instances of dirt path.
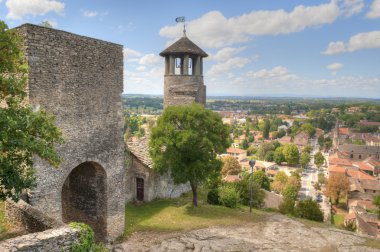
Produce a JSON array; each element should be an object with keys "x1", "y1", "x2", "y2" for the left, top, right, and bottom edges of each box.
[{"x1": 114, "y1": 214, "x2": 379, "y2": 252}]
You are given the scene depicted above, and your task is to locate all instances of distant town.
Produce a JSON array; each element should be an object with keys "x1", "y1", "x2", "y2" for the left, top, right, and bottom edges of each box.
[{"x1": 124, "y1": 95, "x2": 380, "y2": 238}]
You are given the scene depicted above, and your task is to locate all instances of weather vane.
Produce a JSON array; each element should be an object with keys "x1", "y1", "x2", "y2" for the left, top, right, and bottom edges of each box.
[{"x1": 175, "y1": 16, "x2": 186, "y2": 37}]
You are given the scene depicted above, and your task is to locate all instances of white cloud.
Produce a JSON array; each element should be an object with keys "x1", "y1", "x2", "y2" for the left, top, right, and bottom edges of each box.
[
  {"x1": 208, "y1": 47, "x2": 246, "y2": 61},
  {"x1": 323, "y1": 30, "x2": 380, "y2": 54},
  {"x1": 326, "y1": 62, "x2": 344, "y2": 70},
  {"x1": 246, "y1": 66, "x2": 298, "y2": 81},
  {"x1": 340, "y1": 0, "x2": 365, "y2": 17},
  {"x1": 42, "y1": 19, "x2": 57, "y2": 28},
  {"x1": 208, "y1": 57, "x2": 250, "y2": 76},
  {"x1": 138, "y1": 54, "x2": 161, "y2": 65},
  {"x1": 160, "y1": 1, "x2": 339, "y2": 48},
  {"x1": 82, "y1": 10, "x2": 98, "y2": 17},
  {"x1": 5, "y1": 0, "x2": 64, "y2": 20},
  {"x1": 366, "y1": 0, "x2": 380, "y2": 18},
  {"x1": 123, "y1": 48, "x2": 142, "y2": 59}
]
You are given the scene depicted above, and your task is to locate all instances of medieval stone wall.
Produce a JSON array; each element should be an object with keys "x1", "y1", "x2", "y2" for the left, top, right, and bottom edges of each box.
[
  {"x1": 126, "y1": 155, "x2": 190, "y2": 202},
  {"x1": 164, "y1": 75, "x2": 206, "y2": 108},
  {"x1": 0, "y1": 226, "x2": 80, "y2": 252},
  {"x1": 16, "y1": 24, "x2": 125, "y2": 241}
]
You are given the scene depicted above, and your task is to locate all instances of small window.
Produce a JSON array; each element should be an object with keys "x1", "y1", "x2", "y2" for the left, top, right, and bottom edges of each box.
[
  {"x1": 188, "y1": 58, "x2": 193, "y2": 75},
  {"x1": 359, "y1": 155, "x2": 362, "y2": 159},
  {"x1": 350, "y1": 154, "x2": 353, "y2": 158}
]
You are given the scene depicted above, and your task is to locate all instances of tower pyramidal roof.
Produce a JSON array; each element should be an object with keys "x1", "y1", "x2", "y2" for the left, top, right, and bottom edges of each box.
[{"x1": 159, "y1": 36, "x2": 208, "y2": 57}]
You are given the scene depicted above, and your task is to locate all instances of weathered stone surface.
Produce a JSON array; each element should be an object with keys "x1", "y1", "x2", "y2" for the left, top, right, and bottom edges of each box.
[
  {"x1": 5, "y1": 199, "x2": 63, "y2": 233},
  {"x1": 16, "y1": 23, "x2": 125, "y2": 241},
  {"x1": 118, "y1": 214, "x2": 380, "y2": 252},
  {"x1": 0, "y1": 226, "x2": 80, "y2": 252},
  {"x1": 126, "y1": 137, "x2": 190, "y2": 202}
]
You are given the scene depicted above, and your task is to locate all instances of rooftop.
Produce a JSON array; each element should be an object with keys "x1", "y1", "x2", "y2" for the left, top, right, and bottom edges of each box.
[{"x1": 159, "y1": 36, "x2": 208, "y2": 57}]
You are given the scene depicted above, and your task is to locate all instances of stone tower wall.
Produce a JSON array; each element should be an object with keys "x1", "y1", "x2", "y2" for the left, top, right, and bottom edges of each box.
[
  {"x1": 16, "y1": 24, "x2": 125, "y2": 241},
  {"x1": 164, "y1": 75, "x2": 206, "y2": 108}
]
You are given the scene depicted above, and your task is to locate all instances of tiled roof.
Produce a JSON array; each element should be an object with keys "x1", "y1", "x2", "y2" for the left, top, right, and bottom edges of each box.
[
  {"x1": 127, "y1": 137, "x2": 153, "y2": 169},
  {"x1": 160, "y1": 36, "x2": 208, "y2": 57},
  {"x1": 223, "y1": 175, "x2": 242, "y2": 183},
  {"x1": 226, "y1": 148, "x2": 247, "y2": 154},
  {"x1": 339, "y1": 128, "x2": 350, "y2": 135}
]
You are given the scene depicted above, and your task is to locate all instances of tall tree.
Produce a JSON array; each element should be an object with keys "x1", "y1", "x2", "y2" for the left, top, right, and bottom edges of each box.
[
  {"x1": 274, "y1": 146, "x2": 285, "y2": 164},
  {"x1": 221, "y1": 156, "x2": 242, "y2": 177},
  {"x1": 300, "y1": 123, "x2": 316, "y2": 138},
  {"x1": 314, "y1": 151, "x2": 325, "y2": 169},
  {"x1": 325, "y1": 173, "x2": 350, "y2": 205},
  {"x1": 150, "y1": 103, "x2": 229, "y2": 206},
  {"x1": 283, "y1": 144, "x2": 300, "y2": 165},
  {"x1": 263, "y1": 119, "x2": 270, "y2": 139},
  {"x1": 300, "y1": 152, "x2": 311, "y2": 169},
  {"x1": 0, "y1": 20, "x2": 62, "y2": 201},
  {"x1": 252, "y1": 171, "x2": 270, "y2": 191}
]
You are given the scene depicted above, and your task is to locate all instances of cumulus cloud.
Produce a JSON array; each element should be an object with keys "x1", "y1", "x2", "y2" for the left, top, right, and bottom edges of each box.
[
  {"x1": 208, "y1": 47, "x2": 246, "y2": 61},
  {"x1": 366, "y1": 0, "x2": 380, "y2": 18},
  {"x1": 340, "y1": 0, "x2": 365, "y2": 17},
  {"x1": 208, "y1": 57, "x2": 250, "y2": 76},
  {"x1": 138, "y1": 54, "x2": 161, "y2": 65},
  {"x1": 5, "y1": 0, "x2": 64, "y2": 20},
  {"x1": 123, "y1": 48, "x2": 142, "y2": 59},
  {"x1": 323, "y1": 30, "x2": 380, "y2": 54},
  {"x1": 246, "y1": 66, "x2": 298, "y2": 81},
  {"x1": 326, "y1": 63, "x2": 344, "y2": 70},
  {"x1": 160, "y1": 1, "x2": 339, "y2": 48}
]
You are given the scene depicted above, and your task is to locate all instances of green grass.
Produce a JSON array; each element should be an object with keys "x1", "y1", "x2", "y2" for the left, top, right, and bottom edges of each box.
[
  {"x1": 332, "y1": 214, "x2": 345, "y2": 227},
  {"x1": 0, "y1": 201, "x2": 6, "y2": 234},
  {"x1": 123, "y1": 190, "x2": 269, "y2": 239}
]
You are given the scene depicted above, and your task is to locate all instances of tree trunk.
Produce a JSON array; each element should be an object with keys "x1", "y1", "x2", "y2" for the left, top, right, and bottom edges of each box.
[{"x1": 190, "y1": 181, "x2": 198, "y2": 207}]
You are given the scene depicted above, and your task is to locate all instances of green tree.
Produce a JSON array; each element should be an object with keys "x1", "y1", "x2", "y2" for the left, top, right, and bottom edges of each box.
[
  {"x1": 303, "y1": 145, "x2": 313, "y2": 154},
  {"x1": 271, "y1": 171, "x2": 288, "y2": 194},
  {"x1": 242, "y1": 139, "x2": 249, "y2": 149},
  {"x1": 300, "y1": 152, "x2": 311, "y2": 169},
  {"x1": 295, "y1": 198, "x2": 324, "y2": 222},
  {"x1": 300, "y1": 123, "x2": 316, "y2": 138},
  {"x1": 279, "y1": 198, "x2": 295, "y2": 215},
  {"x1": 373, "y1": 193, "x2": 380, "y2": 219},
  {"x1": 256, "y1": 142, "x2": 275, "y2": 160},
  {"x1": 0, "y1": 21, "x2": 62, "y2": 201},
  {"x1": 149, "y1": 103, "x2": 229, "y2": 206},
  {"x1": 221, "y1": 156, "x2": 242, "y2": 177},
  {"x1": 283, "y1": 144, "x2": 300, "y2": 165},
  {"x1": 264, "y1": 150, "x2": 274, "y2": 162},
  {"x1": 273, "y1": 146, "x2": 285, "y2": 164},
  {"x1": 314, "y1": 151, "x2": 325, "y2": 169},
  {"x1": 252, "y1": 171, "x2": 270, "y2": 191},
  {"x1": 39, "y1": 20, "x2": 53, "y2": 28},
  {"x1": 234, "y1": 174, "x2": 265, "y2": 208},
  {"x1": 282, "y1": 184, "x2": 299, "y2": 201},
  {"x1": 263, "y1": 119, "x2": 270, "y2": 139}
]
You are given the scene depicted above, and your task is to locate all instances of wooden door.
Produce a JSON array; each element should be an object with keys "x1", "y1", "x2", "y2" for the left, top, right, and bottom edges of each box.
[{"x1": 136, "y1": 177, "x2": 144, "y2": 201}]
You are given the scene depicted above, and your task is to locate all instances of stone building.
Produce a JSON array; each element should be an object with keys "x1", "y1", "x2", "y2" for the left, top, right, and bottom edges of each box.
[
  {"x1": 160, "y1": 35, "x2": 208, "y2": 108},
  {"x1": 339, "y1": 144, "x2": 380, "y2": 160},
  {"x1": 126, "y1": 137, "x2": 190, "y2": 202},
  {"x1": 16, "y1": 24, "x2": 125, "y2": 241}
]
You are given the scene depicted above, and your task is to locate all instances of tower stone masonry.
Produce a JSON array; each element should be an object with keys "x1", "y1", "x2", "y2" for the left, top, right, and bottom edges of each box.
[
  {"x1": 160, "y1": 35, "x2": 208, "y2": 108},
  {"x1": 16, "y1": 24, "x2": 125, "y2": 242}
]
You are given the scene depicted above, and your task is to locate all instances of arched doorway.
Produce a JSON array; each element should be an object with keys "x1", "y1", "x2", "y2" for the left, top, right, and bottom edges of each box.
[{"x1": 62, "y1": 162, "x2": 107, "y2": 241}]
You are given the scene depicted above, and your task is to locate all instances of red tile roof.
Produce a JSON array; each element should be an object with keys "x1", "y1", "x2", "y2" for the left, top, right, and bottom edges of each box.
[
  {"x1": 226, "y1": 148, "x2": 247, "y2": 154},
  {"x1": 223, "y1": 175, "x2": 242, "y2": 183},
  {"x1": 339, "y1": 128, "x2": 349, "y2": 135}
]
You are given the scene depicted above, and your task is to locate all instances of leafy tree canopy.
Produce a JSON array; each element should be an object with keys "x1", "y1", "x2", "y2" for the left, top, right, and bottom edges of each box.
[
  {"x1": 149, "y1": 103, "x2": 229, "y2": 206},
  {"x1": 0, "y1": 20, "x2": 62, "y2": 201},
  {"x1": 221, "y1": 156, "x2": 242, "y2": 177}
]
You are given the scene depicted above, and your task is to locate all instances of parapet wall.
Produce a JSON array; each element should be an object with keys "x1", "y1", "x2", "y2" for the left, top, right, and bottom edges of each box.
[
  {"x1": 5, "y1": 199, "x2": 63, "y2": 233},
  {"x1": 0, "y1": 226, "x2": 80, "y2": 252}
]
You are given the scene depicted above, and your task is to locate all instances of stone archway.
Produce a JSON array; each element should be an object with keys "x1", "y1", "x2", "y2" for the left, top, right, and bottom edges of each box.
[{"x1": 62, "y1": 161, "x2": 107, "y2": 241}]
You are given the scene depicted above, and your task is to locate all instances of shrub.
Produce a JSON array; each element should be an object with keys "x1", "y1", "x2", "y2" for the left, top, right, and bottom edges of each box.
[
  {"x1": 234, "y1": 174, "x2": 265, "y2": 208},
  {"x1": 69, "y1": 222, "x2": 108, "y2": 252},
  {"x1": 279, "y1": 198, "x2": 295, "y2": 215},
  {"x1": 295, "y1": 198, "x2": 324, "y2": 222},
  {"x1": 219, "y1": 186, "x2": 240, "y2": 208},
  {"x1": 207, "y1": 188, "x2": 220, "y2": 205}
]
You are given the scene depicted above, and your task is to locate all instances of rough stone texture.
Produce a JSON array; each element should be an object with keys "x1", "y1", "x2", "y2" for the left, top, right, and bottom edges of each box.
[
  {"x1": 125, "y1": 152, "x2": 190, "y2": 202},
  {"x1": 164, "y1": 75, "x2": 206, "y2": 108},
  {"x1": 5, "y1": 199, "x2": 63, "y2": 233},
  {"x1": 0, "y1": 226, "x2": 80, "y2": 252},
  {"x1": 117, "y1": 214, "x2": 380, "y2": 252},
  {"x1": 16, "y1": 23, "x2": 125, "y2": 241}
]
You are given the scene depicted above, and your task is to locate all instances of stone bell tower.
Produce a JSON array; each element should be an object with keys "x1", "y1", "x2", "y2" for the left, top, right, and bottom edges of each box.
[{"x1": 160, "y1": 34, "x2": 208, "y2": 108}]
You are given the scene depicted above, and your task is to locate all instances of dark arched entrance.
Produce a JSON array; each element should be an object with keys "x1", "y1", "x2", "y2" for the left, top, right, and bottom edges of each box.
[{"x1": 62, "y1": 162, "x2": 107, "y2": 241}]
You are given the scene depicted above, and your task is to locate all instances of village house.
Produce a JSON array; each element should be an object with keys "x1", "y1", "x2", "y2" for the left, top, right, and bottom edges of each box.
[
  {"x1": 293, "y1": 131, "x2": 309, "y2": 149},
  {"x1": 339, "y1": 144, "x2": 380, "y2": 160},
  {"x1": 278, "y1": 135, "x2": 292, "y2": 145},
  {"x1": 226, "y1": 147, "x2": 247, "y2": 159}
]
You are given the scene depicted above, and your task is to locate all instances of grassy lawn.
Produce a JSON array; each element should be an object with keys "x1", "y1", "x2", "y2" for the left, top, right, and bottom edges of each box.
[
  {"x1": 332, "y1": 214, "x2": 345, "y2": 227},
  {"x1": 123, "y1": 190, "x2": 269, "y2": 239}
]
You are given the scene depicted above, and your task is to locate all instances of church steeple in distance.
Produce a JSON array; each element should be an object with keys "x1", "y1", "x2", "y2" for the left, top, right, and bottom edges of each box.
[{"x1": 160, "y1": 17, "x2": 208, "y2": 109}]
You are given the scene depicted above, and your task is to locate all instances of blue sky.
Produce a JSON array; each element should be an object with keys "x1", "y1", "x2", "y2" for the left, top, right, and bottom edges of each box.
[{"x1": 1, "y1": 0, "x2": 380, "y2": 98}]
